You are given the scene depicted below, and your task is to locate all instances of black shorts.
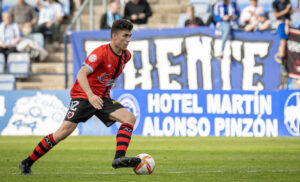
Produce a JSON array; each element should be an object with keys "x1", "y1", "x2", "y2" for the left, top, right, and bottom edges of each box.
[{"x1": 64, "y1": 98, "x2": 124, "y2": 127}]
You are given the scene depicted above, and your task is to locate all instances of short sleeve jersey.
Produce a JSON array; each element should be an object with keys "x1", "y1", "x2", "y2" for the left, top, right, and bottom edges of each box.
[
  {"x1": 272, "y1": 0, "x2": 291, "y2": 20},
  {"x1": 70, "y1": 44, "x2": 131, "y2": 99}
]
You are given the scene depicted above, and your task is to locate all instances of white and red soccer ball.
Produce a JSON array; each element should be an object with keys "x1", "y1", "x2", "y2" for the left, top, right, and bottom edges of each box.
[{"x1": 133, "y1": 153, "x2": 155, "y2": 175}]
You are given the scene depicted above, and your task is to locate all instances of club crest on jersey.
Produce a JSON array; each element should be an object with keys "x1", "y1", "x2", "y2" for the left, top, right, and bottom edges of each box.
[
  {"x1": 88, "y1": 54, "x2": 97, "y2": 62},
  {"x1": 98, "y1": 73, "x2": 115, "y2": 86}
]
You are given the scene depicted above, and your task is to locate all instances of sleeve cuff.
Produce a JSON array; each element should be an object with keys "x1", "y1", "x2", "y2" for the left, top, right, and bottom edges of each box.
[{"x1": 83, "y1": 63, "x2": 94, "y2": 72}]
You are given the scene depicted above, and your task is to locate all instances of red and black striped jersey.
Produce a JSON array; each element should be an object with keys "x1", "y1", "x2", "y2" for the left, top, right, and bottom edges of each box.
[{"x1": 70, "y1": 44, "x2": 131, "y2": 99}]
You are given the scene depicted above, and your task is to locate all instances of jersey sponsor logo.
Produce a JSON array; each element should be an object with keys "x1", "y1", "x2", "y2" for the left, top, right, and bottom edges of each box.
[
  {"x1": 284, "y1": 92, "x2": 300, "y2": 136},
  {"x1": 98, "y1": 73, "x2": 115, "y2": 86},
  {"x1": 116, "y1": 93, "x2": 140, "y2": 131},
  {"x1": 88, "y1": 54, "x2": 97, "y2": 62}
]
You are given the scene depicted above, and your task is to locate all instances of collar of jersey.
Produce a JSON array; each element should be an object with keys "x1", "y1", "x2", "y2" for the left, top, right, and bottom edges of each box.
[{"x1": 109, "y1": 44, "x2": 123, "y2": 57}]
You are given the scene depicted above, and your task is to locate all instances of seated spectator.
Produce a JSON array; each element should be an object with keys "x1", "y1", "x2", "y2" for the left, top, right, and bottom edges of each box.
[
  {"x1": 230, "y1": 0, "x2": 240, "y2": 19},
  {"x1": 185, "y1": 5, "x2": 204, "y2": 27},
  {"x1": 206, "y1": 0, "x2": 218, "y2": 26},
  {"x1": 240, "y1": 0, "x2": 264, "y2": 29},
  {"x1": 244, "y1": 11, "x2": 271, "y2": 31},
  {"x1": 214, "y1": 0, "x2": 238, "y2": 58},
  {"x1": 0, "y1": 12, "x2": 21, "y2": 62},
  {"x1": 100, "y1": 0, "x2": 122, "y2": 29},
  {"x1": 34, "y1": 0, "x2": 64, "y2": 49},
  {"x1": 0, "y1": 12, "x2": 48, "y2": 63},
  {"x1": 17, "y1": 37, "x2": 48, "y2": 61},
  {"x1": 10, "y1": 0, "x2": 37, "y2": 35},
  {"x1": 124, "y1": 0, "x2": 152, "y2": 30}
]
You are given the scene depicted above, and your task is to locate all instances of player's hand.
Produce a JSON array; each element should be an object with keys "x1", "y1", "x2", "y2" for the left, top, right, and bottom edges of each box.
[{"x1": 88, "y1": 94, "x2": 103, "y2": 110}]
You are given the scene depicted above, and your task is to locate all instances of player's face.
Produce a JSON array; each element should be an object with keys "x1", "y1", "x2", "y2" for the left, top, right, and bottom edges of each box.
[{"x1": 114, "y1": 30, "x2": 132, "y2": 50}]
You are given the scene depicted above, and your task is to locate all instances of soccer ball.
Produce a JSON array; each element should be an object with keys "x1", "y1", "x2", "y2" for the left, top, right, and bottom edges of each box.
[{"x1": 133, "y1": 153, "x2": 155, "y2": 175}]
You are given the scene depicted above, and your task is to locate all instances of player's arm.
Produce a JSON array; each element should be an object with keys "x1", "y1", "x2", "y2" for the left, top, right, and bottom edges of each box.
[{"x1": 77, "y1": 66, "x2": 103, "y2": 109}]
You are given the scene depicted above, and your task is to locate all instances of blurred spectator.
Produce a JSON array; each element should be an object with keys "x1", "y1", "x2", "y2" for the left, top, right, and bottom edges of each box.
[
  {"x1": 273, "y1": 0, "x2": 296, "y2": 79},
  {"x1": 124, "y1": 0, "x2": 152, "y2": 29},
  {"x1": 34, "y1": 0, "x2": 64, "y2": 49},
  {"x1": 185, "y1": 5, "x2": 204, "y2": 27},
  {"x1": 272, "y1": 0, "x2": 296, "y2": 59},
  {"x1": 230, "y1": 0, "x2": 240, "y2": 19},
  {"x1": 244, "y1": 11, "x2": 271, "y2": 31},
  {"x1": 100, "y1": 0, "x2": 122, "y2": 29},
  {"x1": 206, "y1": 0, "x2": 218, "y2": 26},
  {"x1": 214, "y1": 0, "x2": 238, "y2": 58},
  {"x1": 0, "y1": 12, "x2": 21, "y2": 61},
  {"x1": 240, "y1": 0, "x2": 264, "y2": 29},
  {"x1": 10, "y1": 0, "x2": 37, "y2": 35},
  {"x1": 17, "y1": 37, "x2": 48, "y2": 61}
]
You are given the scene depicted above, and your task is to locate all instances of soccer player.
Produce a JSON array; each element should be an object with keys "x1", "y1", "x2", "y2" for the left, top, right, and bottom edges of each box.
[{"x1": 19, "y1": 19, "x2": 141, "y2": 175}]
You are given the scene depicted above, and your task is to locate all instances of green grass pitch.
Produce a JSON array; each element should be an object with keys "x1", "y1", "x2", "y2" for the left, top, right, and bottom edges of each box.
[{"x1": 0, "y1": 136, "x2": 300, "y2": 182}]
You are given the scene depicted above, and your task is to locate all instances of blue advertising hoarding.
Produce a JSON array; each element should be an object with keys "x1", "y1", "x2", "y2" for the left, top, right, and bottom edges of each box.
[
  {"x1": 0, "y1": 90, "x2": 299, "y2": 137},
  {"x1": 70, "y1": 27, "x2": 281, "y2": 90}
]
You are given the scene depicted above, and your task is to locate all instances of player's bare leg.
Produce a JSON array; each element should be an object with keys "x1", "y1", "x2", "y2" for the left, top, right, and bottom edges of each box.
[
  {"x1": 109, "y1": 108, "x2": 141, "y2": 169},
  {"x1": 19, "y1": 121, "x2": 78, "y2": 175}
]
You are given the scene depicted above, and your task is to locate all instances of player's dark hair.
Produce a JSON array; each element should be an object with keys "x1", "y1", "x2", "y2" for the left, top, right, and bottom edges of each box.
[{"x1": 111, "y1": 19, "x2": 133, "y2": 38}]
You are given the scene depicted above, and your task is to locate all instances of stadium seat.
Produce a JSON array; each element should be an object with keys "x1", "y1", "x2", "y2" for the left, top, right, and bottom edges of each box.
[
  {"x1": 24, "y1": 33, "x2": 45, "y2": 47},
  {"x1": 25, "y1": 0, "x2": 38, "y2": 8},
  {"x1": 59, "y1": 0, "x2": 70, "y2": 16},
  {"x1": 177, "y1": 13, "x2": 189, "y2": 28},
  {"x1": 0, "y1": 53, "x2": 5, "y2": 73},
  {"x1": 2, "y1": 0, "x2": 18, "y2": 12},
  {"x1": 196, "y1": 12, "x2": 211, "y2": 24},
  {"x1": 291, "y1": 11, "x2": 300, "y2": 29},
  {"x1": 0, "y1": 74, "x2": 16, "y2": 90},
  {"x1": 291, "y1": 0, "x2": 299, "y2": 9},
  {"x1": 268, "y1": 11, "x2": 277, "y2": 29},
  {"x1": 193, "y1": 3, "x2": 210, "y2": 14},
  {"x1": 7, "y1": 53, "x2": 30, "y2": 78}
]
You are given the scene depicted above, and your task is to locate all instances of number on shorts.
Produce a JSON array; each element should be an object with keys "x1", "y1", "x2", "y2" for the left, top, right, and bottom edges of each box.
[{"x1": 70, "y1": 101, "x2": 79, "y2": 111}]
